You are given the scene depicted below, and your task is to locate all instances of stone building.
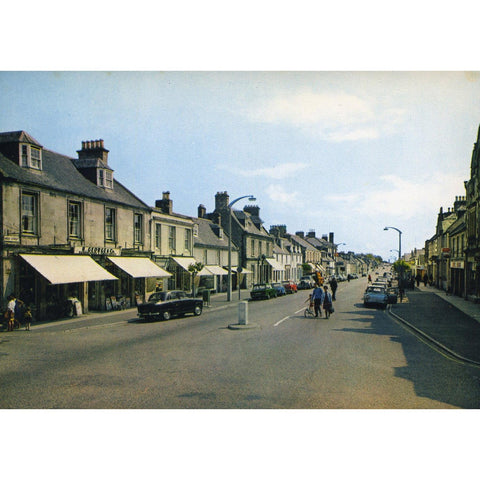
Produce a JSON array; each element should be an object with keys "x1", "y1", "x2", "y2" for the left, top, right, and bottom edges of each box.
[
  {"x1": 209, "y1": 192, "x2": 274, "y2": 286},
  {"x1": 465, "y1": 125, "x2": 480, "y2": 300},
  {"x1": 0, "y1": 131, "x2": 170, "y2": 320}
]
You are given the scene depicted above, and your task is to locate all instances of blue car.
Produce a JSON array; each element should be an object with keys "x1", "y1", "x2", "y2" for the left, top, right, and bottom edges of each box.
[{"x1": 272, "y1": 283, "x2": 286, "y2": 296}]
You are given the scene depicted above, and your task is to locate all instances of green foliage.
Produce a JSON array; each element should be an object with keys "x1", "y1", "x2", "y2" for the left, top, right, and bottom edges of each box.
[
  {"x1": 392, "y1": 259, "x2": 411, "y2": 273},
  {"x1": 302, "y1": 263, "x2": 313, "y2": 274}
]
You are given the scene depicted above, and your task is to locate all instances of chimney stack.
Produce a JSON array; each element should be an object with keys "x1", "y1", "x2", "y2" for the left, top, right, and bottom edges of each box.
[
  {"x1": 198, "y1": 204, "x2": 206, "y2": 218},
  {"x1": 156, "y1": 191, "x2": 173, "y2": 215}
]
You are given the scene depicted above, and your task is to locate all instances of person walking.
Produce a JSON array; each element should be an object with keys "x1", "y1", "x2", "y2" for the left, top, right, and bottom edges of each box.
[
  {"x1": 330, "y1": 276, "x2": 338, "y2": 301},
  {"x1": 311, "y1": 285, "x2": 324, "y2": 318},
  {"x1": 323, "y1": 285, "x2": 333, "y2": 318},
  {"x1": 415, "y1": 273, "x2": 422, "y2": 287}
]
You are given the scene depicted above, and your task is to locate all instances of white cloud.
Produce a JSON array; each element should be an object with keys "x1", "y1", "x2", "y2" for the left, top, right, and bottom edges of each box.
[
  {"x1": 266, "y1": 184, "x2": 299, "y2": 204},
  {"x1": 216, "y1": 162, "x2": 308, "y2": 180},
  {"x1": 243, "y1": 90, "x2": 407, "y2": 142},
  {"x1": 325, "y1": 173, "x2": 467, "y2": 219}
]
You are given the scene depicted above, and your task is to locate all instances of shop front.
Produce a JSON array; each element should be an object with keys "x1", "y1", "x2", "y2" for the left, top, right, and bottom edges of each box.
[
  {"x1": 18, "y1": 254, "x2": 118, "y2": 321},
  {"x1": 105, "y1": 256, "x2": 172, "y2": 306}
]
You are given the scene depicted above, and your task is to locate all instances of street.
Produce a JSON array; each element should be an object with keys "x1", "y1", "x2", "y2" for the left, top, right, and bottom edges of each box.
[{"x1": 1, "y1": 277, "x2": 480, "y2": 408}]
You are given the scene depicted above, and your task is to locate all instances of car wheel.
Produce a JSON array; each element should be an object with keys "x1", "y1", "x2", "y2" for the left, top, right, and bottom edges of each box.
[
  {"x1": 162, "y1": 310, "x2": 171, "y2": 321},
  {"x1": 194, "y1": 305, "x2": 202, "y2": 316}
]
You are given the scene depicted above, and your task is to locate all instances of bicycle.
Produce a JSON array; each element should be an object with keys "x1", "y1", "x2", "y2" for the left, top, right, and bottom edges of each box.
[{"x1": 304, "y1": 305, "x2": 315, "y2": 317}]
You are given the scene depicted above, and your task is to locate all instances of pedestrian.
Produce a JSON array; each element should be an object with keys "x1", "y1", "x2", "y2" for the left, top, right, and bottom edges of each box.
[
  {"x1": 330, "y1": 276, "x2": 338, "y2": 301},
  {"x1": 415, "y1": 273, "x2": 421, "y2": 287},
  {"x1": 6, "y1": 294, "x2": 16, "y2": 332},
  {"x1": 323, "y1": 285, "x2": 333, "y2": 318},
  {"x1": 368, "y1": 274, "x2": 372, "y2": 283},
  {"x1": 311, "y1": 285, "x2": 324, "y2": 318},
  {"x1": 24, "y1": 306, "x2": 32, "y2": 331},
  {"x1": 14, "y1": 298, "x2": 25, "y2": 329},
  {"x1": 423, "y1": 274, "x2": 428, "y2": 287}
]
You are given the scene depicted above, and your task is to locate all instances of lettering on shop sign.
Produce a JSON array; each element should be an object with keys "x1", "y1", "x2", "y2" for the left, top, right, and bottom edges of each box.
[{"x1": 74, "y1": 246, "x2": 120, "y2": 256}]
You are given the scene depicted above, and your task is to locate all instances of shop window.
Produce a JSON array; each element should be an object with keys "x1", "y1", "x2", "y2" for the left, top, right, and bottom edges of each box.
[{"x1": 21, "y1": 192, "x2": 38, "y2": 235}]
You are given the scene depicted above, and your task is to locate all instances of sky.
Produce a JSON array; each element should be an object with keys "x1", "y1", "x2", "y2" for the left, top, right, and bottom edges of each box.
[{"x1": 1, "y1": 70, "x2": 479, "y2": 261}]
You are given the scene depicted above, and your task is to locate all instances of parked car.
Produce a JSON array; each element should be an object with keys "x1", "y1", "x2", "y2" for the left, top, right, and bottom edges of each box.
[
  {"x1": 250, "y1": 283, "x2": 277, "y2": 300},
  {"x1": 272, "y1": 283, "x2": 287, "y2": 296},
  {"x1": 298, "y1": 276, "x2": 314, "y2": 289},
  {"x1": 363, "y1": 286, "x2": 388, "y2": 309},
  {"x1": 137, "y1": 290, "x2": 203, "y2": 321},
  {"x1": 282, "y1": 281, "x2": 298, "y2": 294},
  {"x1": 386, "y1": 287, "x2": 398, "y2": 304}
]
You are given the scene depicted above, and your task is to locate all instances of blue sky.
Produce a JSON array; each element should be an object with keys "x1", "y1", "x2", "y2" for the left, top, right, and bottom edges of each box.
[{"x1": 2, "y1": 71, "x2": 479, "y2": 260}]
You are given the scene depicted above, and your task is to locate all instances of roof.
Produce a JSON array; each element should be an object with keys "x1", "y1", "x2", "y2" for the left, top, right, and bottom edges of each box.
[
  {"x1": 0, "y1": 142, "x2": 149, "y2": 211},
  {"x1": 0, "y1": 130, "x2": 42, "y2": 147},
  {"x1": 193, "y1": 217, "x2": 233, "y2": 250},
  {"x1": 288, "y1": 234, "x2": 317, "y2": 251},
  {"x1": 233, "y1": 210, "x2": 271, "y2": 237}
]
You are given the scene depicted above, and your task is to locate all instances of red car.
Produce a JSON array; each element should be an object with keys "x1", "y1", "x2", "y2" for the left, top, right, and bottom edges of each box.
[{"x1": 282, "y1": 281, "x2": 298, "y2": 294}]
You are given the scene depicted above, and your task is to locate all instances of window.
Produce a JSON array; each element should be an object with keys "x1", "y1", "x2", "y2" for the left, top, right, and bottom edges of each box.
[
  {"x1": 251, "y1": 239, "x2": 255, "y2": 257},
  {"x1": 105, "y1": 208, "x2": 116, "y2": 242},
  {"x1": 19, "y1": 144, "x2": 42, "y2": 170},
  {"x1": 134, "y1": 214, "x2": 143, "y2": 244},
  {"x1": 98, "y1": 169, "x2": 113, "y2": 189},
  {"x1": 155, "y1": 224, "x2": 162, "y2": 250},
  {"x1": 185, "y1": 229, "x2": 192, "y2": 252},
  {"x1": 168, "y1": 226, "x2": 176, "y2": 251},
  {"x1": 30, "y1": 147, "x2": 41, "y2": 169},
  {"x1": 21, "y1": 192, "x2": 37, "y2": 234},
  {"x1": 21, "y1": 145, "x2": 29, "y2": 167},
  {"x1": 68, "y1": 202, "x2": 81, "y2": 238}
]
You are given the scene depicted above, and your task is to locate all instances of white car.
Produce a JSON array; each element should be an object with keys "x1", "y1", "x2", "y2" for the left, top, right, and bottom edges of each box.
[{"x1": 363, "y1": 286, "x2": 388, "y2": 309}]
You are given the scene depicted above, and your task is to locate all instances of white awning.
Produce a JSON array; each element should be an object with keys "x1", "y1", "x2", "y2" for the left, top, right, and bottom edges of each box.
[
  {"x1": 171, "y1": 257, "x2": 211, "y2": 276},
  {"x1": 226, "y1": 267, "x2": 253, "y2": 274},
  {"x1": 107, "y1": 256, "x2": 171, "y2": 278},
  {"x1": 205, "y1": 265, "x2": 229, "y2": 275},
  {"x1": 20, "y1": 254, "x2": 118, "y2": 285},
  {"x1": 265, "y1": 258, "x2": 284, "y2": 271}
]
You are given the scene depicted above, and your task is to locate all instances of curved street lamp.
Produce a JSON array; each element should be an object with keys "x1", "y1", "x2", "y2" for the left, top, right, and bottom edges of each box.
[
  {"x1": 227, "y1": 194, "x2": 256, "y2": 301},
  {"x1": 384, "y1": 226, "x2": 402, "y2": 260}
]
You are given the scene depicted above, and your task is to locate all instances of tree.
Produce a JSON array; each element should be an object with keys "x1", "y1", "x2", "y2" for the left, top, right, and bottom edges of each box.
[
  {"x1": 392, "y1": 259, "x2": 411, "y2": 274},
  {"x1": 188, "y1": 262, "x2": 205, "y2": 297}
]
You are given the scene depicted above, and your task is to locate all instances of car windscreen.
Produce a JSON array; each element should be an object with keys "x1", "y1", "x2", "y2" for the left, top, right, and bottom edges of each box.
[
  {"x1": 366, "y1": 287, "x2": 385, "y2": 293},
  {"x1": 148, "y1": 292, "x2": 168, "y2": 302},
  {"x1": 252, "y1": 285, "x2": 266, "y2": 291}
]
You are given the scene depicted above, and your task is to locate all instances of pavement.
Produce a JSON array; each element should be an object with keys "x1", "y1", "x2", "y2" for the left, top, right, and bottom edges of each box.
[
  {"x1": 0, "y1": 289, "x2": 254, "y2": 332},
  {"x1": 389, "y1": 284, "x2": 480, "y2": 365}
]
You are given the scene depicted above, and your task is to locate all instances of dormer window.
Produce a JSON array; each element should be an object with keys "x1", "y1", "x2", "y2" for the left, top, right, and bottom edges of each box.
[
  {"x1": 20, "y1": 144, "x2": 42, "y2": 170},
  {"x1": 218, "y1": 228, "x2": 224, "y2": 239},
  {"x1": 193, "y1": 224, "x2": 199, "y2": 236},
  {"x1": 97, "y1": 168, "x2": 113, "y2": 189}
]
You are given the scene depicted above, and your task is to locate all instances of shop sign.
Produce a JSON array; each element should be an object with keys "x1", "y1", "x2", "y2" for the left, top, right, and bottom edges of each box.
[
  {"x1": 451, "y1": 261, "x2": 464, "y2": 269},
  {"x1": 74, "y1": 246, "x2": 121, "y2": 256}
]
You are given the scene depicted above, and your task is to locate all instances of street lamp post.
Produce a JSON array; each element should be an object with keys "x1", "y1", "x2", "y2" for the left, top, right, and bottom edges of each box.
[
  {"x1": 384, "y1": 226, "x2": 402, "y2": 260},
  {"x1": 227, "y1": 194, "x2": 256, "y2": 301}
]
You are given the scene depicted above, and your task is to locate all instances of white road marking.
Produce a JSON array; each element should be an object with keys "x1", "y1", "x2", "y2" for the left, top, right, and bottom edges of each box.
[{"x1": 274, "y1": 308, "x2": 306, "y2": 326}]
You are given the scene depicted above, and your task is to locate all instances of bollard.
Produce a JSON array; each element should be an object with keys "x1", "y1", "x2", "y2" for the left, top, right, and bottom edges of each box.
[{"x1": 238, "y1": 301, "x2": 248, "y2": 325}]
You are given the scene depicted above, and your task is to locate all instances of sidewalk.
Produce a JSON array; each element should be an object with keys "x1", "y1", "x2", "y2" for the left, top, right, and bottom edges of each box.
[
  {"x1": 1, "y1": 289, "x2": 252, "y2": 332},
  {"x1": 389, "y1": 285, "x2": 480, "y2": 364}
]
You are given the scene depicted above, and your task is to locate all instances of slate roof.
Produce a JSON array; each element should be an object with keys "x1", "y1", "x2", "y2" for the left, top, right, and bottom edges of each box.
[
  {"x1": 0, "y1": 134, "x2": 149, "y2": 210},
  {"x1": 287, "y1": 234, "x2": 317, "y2": 251},
  {"x1": 233, "y1": 210, "x2": 270, "y2": 237},
  {"x1": 193, "y1": 217, "x2": 234, "y2": 250},
  {"x1": 0, "y1": 130, "x2": 42, "y2": 147}
]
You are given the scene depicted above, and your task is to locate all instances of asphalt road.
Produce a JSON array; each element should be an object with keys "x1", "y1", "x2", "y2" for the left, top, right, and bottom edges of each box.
[{"x1": 1, "y1": 278, "x2": 480, "y2": 408}]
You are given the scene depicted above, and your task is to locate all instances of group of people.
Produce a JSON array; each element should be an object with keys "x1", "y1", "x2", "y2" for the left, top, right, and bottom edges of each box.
[
  {"x1": 4, "y1": 294, "x2": 32, "y2": 332},
  {"x1": 307, "y1": 277, "x2": 337, "y2": 318}
]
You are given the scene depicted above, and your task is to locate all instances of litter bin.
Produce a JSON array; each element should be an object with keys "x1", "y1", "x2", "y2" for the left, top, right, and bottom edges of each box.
[{"x1": 202, "y1": 289, "x2": 211, "y2": 306}]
